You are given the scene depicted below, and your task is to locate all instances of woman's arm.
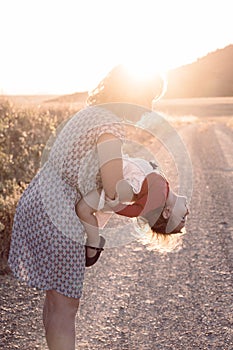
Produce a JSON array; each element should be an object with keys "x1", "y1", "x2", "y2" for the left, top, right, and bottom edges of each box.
[{"x1": 97, "y1": 133, "x2": 134, "y2": 202}]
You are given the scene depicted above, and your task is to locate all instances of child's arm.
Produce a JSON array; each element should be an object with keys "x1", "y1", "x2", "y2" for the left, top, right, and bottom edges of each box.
[{"x1": 105, "y1": 179, "x2": 148, "y2": 217}]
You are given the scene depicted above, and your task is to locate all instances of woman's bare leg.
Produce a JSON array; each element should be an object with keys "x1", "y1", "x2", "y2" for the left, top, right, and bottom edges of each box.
[{"x1": 43, "y1": 290, "x2": 80, "y2": 350}]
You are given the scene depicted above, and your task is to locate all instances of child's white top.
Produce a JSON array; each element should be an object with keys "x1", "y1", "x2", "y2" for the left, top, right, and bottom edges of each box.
[
  {"x1": 123, "y1": 155, "x2": 160, "y2": 194},
  {"x1": 98, "y1": 155, "x2": 160, "y2": 210}
]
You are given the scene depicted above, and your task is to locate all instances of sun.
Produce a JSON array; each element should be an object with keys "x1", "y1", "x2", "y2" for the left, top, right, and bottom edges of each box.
[
  {"x1": 122, "y1": 55, "x2": 168, "y2": 81},
  {"x1": 121, "y1": 59, "x2": 168, "y2": 101}
]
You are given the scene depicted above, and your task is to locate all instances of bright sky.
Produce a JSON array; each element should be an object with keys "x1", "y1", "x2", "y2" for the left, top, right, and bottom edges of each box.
[{"x1": 0, "y1": 0, "x2": 232, "y2": 95}]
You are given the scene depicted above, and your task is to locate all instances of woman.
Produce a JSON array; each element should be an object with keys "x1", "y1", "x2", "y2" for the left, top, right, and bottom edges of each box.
[{"x1": 8, "y1": 64, "x2": 188, "y2": 350}]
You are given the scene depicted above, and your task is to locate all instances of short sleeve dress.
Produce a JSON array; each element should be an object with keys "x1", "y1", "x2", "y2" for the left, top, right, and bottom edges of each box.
[{"x1": 8, "y1": 106, "x2": 123, "y2": 298}]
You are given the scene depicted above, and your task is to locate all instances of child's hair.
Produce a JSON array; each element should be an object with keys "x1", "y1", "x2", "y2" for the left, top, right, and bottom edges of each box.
[
  {"x1": 134, "y1": 212, "x2": 185, "y2": 253},
  {"x1": 150, "y1": 212, "x2": 169, "y2": 234},
  {"x1": 146, "y1": 230, "x2": 184, "y2": 253},
  {"x1": 147, "y1": 207, "x2": 181, "y2": 235}
]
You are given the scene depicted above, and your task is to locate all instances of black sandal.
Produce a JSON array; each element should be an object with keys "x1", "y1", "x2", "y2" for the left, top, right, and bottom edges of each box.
[{"x1": 85, "y1": 236, "x2": 106, "y2": 267}]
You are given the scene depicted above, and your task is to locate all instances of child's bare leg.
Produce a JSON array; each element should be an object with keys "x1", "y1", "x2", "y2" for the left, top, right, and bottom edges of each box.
[
  {"x1": 75, "y1": 190, "x2": 101, "y2": 258},
  {"x1": 82, "y1": 213, "x2": 100, "y2": 257}
]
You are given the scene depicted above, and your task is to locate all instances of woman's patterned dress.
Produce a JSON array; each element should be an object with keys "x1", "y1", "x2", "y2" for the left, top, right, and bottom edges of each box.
[{"x1": 8, "y1": 106, "x2": 123, "y2": 298}]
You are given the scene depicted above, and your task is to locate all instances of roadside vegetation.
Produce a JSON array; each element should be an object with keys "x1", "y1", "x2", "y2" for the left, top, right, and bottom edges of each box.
[{"x1": 0, "y1": 99, "x2": 78, "y2": 273}]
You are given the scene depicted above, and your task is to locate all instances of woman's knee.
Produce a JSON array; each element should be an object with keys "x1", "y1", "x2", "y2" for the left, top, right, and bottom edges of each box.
[{"x1": 45, "y1": 290, "x2": 80, "y2": 317}]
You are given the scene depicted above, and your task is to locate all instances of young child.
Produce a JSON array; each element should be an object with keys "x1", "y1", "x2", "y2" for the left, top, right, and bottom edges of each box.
[{"x1": 76, "y1": 156, "x2": 189, "y2": 267}]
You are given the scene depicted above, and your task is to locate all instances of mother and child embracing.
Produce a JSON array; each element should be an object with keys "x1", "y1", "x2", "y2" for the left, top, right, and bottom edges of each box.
[{"x1": 8, "y1": 64, "x2": 189, "y2": 349}]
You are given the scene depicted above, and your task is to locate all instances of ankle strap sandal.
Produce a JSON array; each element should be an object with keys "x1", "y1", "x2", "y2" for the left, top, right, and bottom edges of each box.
[{"x1": 85, "y1": 236, "x2": 106, "y2": 267}]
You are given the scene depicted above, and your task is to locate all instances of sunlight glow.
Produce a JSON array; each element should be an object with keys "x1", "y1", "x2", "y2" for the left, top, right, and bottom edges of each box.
[
  {"x1": 122, "y1": 60, "x2": 164, "y2": 82},
  {"x1": 122, "y1": 60, "x2": 168, "y2": 102}
]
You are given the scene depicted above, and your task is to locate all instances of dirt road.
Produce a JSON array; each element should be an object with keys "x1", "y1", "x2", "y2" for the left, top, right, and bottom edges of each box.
[{"x1": 1, "y1": 115, "x2": 232, "y2": 349}]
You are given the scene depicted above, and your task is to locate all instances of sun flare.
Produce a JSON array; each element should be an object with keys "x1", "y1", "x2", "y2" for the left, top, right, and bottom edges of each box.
[
  {"x1": 122, "y1": 59, "x2": 167, "y2": 82},
  {"x1": 121, "y1": 59, "x2": 168, "y2": 102}
]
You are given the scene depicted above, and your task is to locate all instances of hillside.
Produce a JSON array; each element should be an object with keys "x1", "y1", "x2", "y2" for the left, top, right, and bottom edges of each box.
[{"x1": 164, "y1": 45, "x2": 233, "y2": 98}]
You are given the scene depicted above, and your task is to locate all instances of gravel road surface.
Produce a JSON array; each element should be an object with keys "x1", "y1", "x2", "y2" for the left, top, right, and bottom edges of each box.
[{"x1": 1, "y1": 115, "x2": 232, "y2": 350}]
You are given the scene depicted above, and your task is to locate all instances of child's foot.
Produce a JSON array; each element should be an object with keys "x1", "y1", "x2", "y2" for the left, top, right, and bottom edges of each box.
[
  {"x1": 86, "y1": 236, "x2": 101, "y2": 258},
  {"x1": 85, "y1": 236, "x2": 106, "y2": 267}
]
